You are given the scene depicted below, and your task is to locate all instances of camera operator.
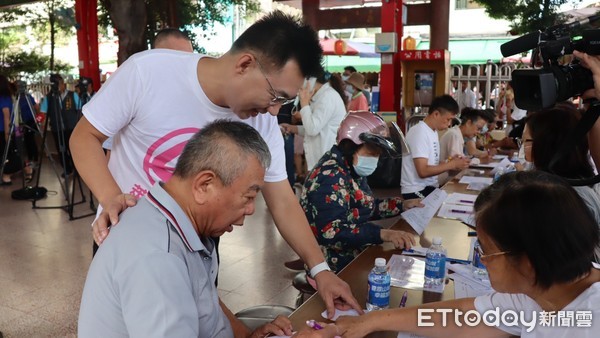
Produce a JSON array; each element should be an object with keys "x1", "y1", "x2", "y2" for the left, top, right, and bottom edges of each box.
[
  {"x1": 40, "y1": 74, "x2": 81, "y2": 176},
  {"x1": 573, "y1": 50, "x2": 600, "y2": 170},
  {"x1": 76, "y1": 77, "x2": 94, "y2": 103}
]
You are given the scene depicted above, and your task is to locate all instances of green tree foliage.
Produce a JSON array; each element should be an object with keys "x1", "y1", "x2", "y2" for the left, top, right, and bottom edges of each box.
[
  {"x1": 0, "y1": 0, "x2": 76, "y2": 75},
  {"x1": 473, "y1": 0, "x2": 582, "y2": 34},
  {"x1": 0, "y1": 50, "x2": 70, "y2": 79},
  {"x1": 100, "y1": 0, "x2": 260, "y2": 64}
]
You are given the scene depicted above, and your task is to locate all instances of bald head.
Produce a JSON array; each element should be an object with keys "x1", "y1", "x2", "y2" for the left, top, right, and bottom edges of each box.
[{"x1": 153, "y1": 28, "x2": 193, "y2": 52}]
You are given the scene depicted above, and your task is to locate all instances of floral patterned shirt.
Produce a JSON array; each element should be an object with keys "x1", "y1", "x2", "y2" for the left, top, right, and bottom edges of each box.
[{"x1": 300, "y1": 145, "x2": 405, "y2": 272}]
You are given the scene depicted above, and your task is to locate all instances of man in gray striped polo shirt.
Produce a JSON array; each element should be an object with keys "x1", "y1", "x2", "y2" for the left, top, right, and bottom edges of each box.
[{"x1": 79, "y1": 120, "x2": 293, "y2": 337}]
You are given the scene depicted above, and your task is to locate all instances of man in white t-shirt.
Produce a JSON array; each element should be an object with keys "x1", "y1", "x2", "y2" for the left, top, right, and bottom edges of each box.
[
  {"x1": 440, "y1": 108, "x2": 487, "y2": 161},
  {"x1": 458, "y1": 81, "x2": 477, "y2": 111},
  {"x1": 401, "y1": 95, "x2": 470, "y2": 199},
  {"x1": 70, "y1": 11, "x2": 361, "y2": 318}
]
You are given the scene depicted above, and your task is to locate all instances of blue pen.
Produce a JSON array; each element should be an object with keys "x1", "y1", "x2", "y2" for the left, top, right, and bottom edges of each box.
[
  {"x1": 399, "y1": 291, "x2": 408, "y2": 308},
  {"x1": 446, "y1": 257, "x2": 471, "y2": 264}
]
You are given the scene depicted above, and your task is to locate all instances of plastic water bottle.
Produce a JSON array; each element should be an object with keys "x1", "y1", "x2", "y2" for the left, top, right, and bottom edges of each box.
[
  {"x1": 472, "y1": 239, "x2": 489, "y2": 280},
  {"x1": 424, "y1": 237, "x2": 447, "y2": 286},
  {"x1": 510, "y1": 152, "x2": 520, "y2": 163},
  {"x1": 493, "y1": 167, "x2": 505, "y2": 182},
  {"x1": 366, "y1": 258, "x2": 391, "y2": 311}
]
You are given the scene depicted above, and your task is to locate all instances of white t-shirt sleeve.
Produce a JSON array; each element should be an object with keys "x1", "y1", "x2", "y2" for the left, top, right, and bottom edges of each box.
[
  {"x1": 407, "y1": 123, "x2": 430, "y2": 159},
  {"x1": 83, "y1": 57, "x2": 145, "y2": 138},
  {"x1": 474, "y1": 292, "x2": 533, "y2": 335}
]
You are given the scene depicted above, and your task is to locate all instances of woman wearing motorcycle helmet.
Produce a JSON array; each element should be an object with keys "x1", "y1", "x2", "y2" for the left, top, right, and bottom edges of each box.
[{"x1": 299, "y1": 111, "x2": 422, "y2": 273}]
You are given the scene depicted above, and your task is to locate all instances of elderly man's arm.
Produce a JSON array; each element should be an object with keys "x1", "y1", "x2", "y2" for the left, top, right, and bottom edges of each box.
[
  {"x1": 70, "y1": 117, "x2": 137, "y2": 244},
  {"x1": 262, "y1": 180, "x2": 362, "y2": 319}
]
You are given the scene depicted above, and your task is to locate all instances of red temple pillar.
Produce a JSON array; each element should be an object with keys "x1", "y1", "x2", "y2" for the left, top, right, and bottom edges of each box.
[
  {"x1": 75, "y1": 0, "x2": 100, "y2": 91},
  {"x1": 380, "y1": 0, "x2": 403, "y2": 127}
]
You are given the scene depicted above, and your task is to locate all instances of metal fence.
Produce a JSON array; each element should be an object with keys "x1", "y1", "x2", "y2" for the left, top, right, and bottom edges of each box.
[{"x1": 450, "y1": 61, "x2": 525, "y2": 110}]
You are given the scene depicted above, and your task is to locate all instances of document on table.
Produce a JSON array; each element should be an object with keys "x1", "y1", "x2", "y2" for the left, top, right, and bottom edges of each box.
[
  {"x1": 490, "y1": 158, "x2": 513, "y2": 175},
  {"x1": 444, "y1": 192, "x2": 477, "y2": 205},
  {"x1": 437, "y1": 203, "x2": 474, "y2": 220},
  {"x1": 458, "y1": 176, "x2": 493, "y2": 185},
  {"x1": 452, "y1": 273, "x2": 494, "y2": 298},
  {"x1": 401, "y1": 188, "x2": 447, "y2": 234},
  {"x1": 447, "y1": 262, "x2": 493, "y2": 299},
  {"x1": 388, "y1": 254, "x2": 445, "y2": 293}
]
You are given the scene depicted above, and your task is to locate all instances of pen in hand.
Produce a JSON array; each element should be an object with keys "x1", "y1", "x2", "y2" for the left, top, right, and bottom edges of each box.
[
  {"x1": 399, "y1": 291, "x2": 408, "y2": 308},
  {"x1": 306, "y1": 319, "x2": 323, "y2": 330}
]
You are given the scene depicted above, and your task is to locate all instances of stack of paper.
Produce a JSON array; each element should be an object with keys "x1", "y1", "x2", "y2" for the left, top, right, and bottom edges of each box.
[
  {"x1": 401, "y1": 189, "x2": 447, "y2": 234},
  {"x1": 458, "y1": 176, "x2": 493, "y2": 191},
  {"x1": 437, "y1": 193, "x2": 476, "y2": 221},
  {"x1": 447, "y1": 263, "x2": 494, "y2": 298}
]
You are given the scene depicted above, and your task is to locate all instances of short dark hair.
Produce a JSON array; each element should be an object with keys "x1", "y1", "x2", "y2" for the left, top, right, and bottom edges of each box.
[
  {"x1": 231, "y1": 11, "x2": 323, "y2": 78},
  {"x1": 344, "y1": 66, "x2": 357, "y2": 73},
  {"x1": 481, "y1": 109, "x2": 496, "y2": 123},
  {"x1": 174, "y1": 120, "x2": 271, "y2": 185},
  {"x1": 475, "y1": 171, "x2": 598, "y2": 289},
  {"x1": 459, "y1": 108, "x2": 481, "y2": 125},
  {"x1": 153, "y1": 28, "x2": 190, "y2": 48},
  {"x1": 526, "y1": 105, "x2": 594, "y2": 179},
  {"x1": 429, "y1": 95, "x2": 459, "y2": 115},
  {"x1": 0, "y1": 74, "x2": 11, "y2": 96}
]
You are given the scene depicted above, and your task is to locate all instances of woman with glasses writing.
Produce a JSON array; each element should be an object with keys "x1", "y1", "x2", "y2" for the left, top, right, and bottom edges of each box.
[{"x1": 324, "y1": 171, "x2": 600, "y2": 337}]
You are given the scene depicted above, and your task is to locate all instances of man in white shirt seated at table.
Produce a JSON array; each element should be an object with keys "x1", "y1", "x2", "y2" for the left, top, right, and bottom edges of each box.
[
  {"x1": 401, "y1": 95, "x2": 470, "y2": 199},
  {"x1": 440, "y1": 108, "x2": 487, "y2": 161},
  {"x1": 78, "y1": 121, "x2": 293, "y2": 338}
]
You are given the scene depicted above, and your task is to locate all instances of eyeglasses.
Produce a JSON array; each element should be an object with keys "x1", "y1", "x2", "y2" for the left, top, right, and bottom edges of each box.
[
  {"x1": 475, "y1": 244, "x2": 511, "y2": 260},
  {"x1": 255, "y1": 58, "x2": 297, "y2": 106}
]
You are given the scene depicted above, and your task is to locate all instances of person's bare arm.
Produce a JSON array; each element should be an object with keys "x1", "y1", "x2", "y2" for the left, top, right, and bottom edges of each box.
[
  {"x1": 413, "y1": 157, "x2": 469, "y2": 178},
  {"x1": 336, "y1": 298, "x2": 508, "y2": 338},
  {"x1": 261, "y1": 180, "x2": 362, "y2": 318},
  {"x1": 70, "y1": 117, "x2": 136, "y2": 244},
  {"x1": 219, "y1": 299, "x2": 252, "y2": 338},
  {"x1": 465, "y1": 140, "x2": 489, "y2": 159}
]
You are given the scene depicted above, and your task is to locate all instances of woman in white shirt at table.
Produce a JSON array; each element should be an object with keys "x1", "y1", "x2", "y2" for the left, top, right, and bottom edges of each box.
[
  {"x1": 280, "y1": 72, "x2": 348, "y2": 172},
  {"x1": 315, "y1": 171, "x2": 600, "y2": 337}
]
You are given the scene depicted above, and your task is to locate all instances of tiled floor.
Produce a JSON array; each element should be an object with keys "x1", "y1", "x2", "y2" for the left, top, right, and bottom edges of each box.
[{"x1": 0, "y1": 162, "x2": 303, "y2": 337}]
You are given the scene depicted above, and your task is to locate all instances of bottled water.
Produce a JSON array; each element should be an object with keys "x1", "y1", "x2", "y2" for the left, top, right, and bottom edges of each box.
[
  {"x1": 424, "y1": 237, "x2": 447, "y2": 286},
  {"x1": 366, "y1": 258, "x2": 391, "y2": 311},
  {"x1": 493, "y1": 167, "x2": 505, "y2": 182},
  {"x1": 472, "y1": 239, "x2": 489, "y2": 280}
]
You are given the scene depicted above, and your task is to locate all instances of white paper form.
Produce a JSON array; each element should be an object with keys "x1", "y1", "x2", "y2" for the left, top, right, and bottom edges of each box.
[
  {"x1": 458, "y1": 176, "x2": 493, "y2": 185},
  {"x1": 490, "y1": 158, "x2": 513, "y2": 175},
  {"x1": 492, "y1": 154, "x2": 508, "y2": 160},
  {"x1": 437, "y1": 203, "x2": 474, "y2": 220},
  {"x1": 444, "y1": 192, "x2": 477, "y2": 205},
  {"x1": 452, "y1": 273, "x2": 494, "y2": 298},
  {"x1": 401, "y1": 189, "x2": 447, "y2": 234}
]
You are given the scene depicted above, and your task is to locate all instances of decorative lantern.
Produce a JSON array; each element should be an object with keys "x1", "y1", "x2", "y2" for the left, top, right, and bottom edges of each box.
[
  {"x1": 334, "y1": 39, "x2": 347, "y2": 56},
  {"x1": 403, "y1": 35, "x2": 416, "y2": 50}
]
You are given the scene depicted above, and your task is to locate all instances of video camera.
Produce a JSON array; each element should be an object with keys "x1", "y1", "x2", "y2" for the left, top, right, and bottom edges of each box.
[
  {"x1": 16, "y1": 80, "x2": 27, "y2": 94},
  {"x1": 76, "y1": 76, "x2": 92, "y2": 94},
  {"x1": 49, "y1": 73, "x2": 61, "y2": 93},
  {"x1": 500, "y1": 15, "x2": 600, "y2": 111}
]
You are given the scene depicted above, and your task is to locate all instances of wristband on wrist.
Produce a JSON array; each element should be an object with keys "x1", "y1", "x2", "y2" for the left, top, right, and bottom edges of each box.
[{"x1": 309, "y1": 261, "x2": 331, "y2": 278}]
